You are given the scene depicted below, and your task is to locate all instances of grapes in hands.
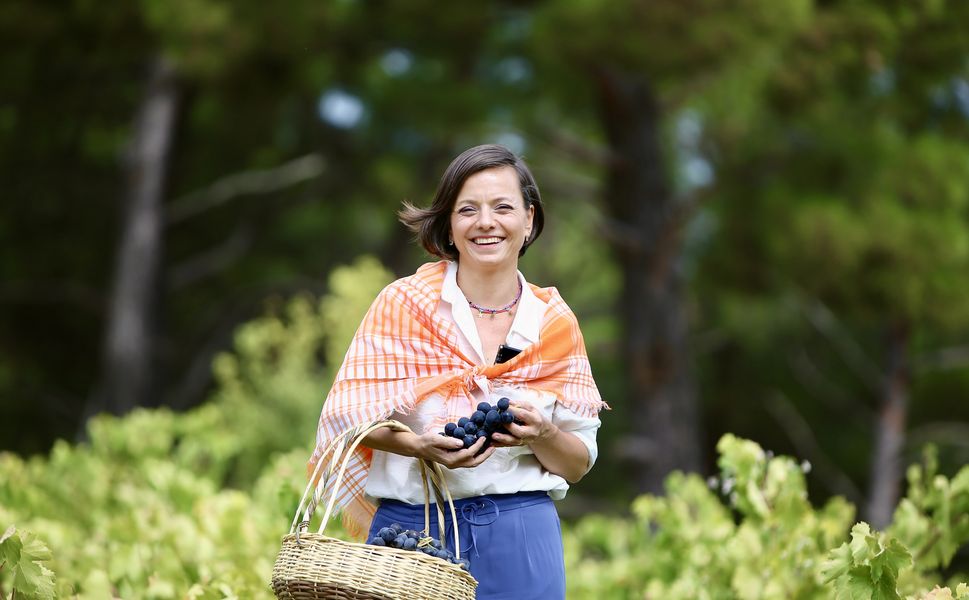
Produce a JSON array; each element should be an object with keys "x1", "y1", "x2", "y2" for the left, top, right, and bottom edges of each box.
[{"x1": 439, "y1": 398, "x2": 516, "y2": 450}]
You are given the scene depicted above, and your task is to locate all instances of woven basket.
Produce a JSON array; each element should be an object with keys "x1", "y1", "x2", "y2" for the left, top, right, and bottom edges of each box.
[{"x1": 271, "y1": 420, "x2": 478, "y2": 600}]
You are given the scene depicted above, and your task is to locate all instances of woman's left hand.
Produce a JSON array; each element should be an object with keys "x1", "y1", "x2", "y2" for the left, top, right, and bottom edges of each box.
[{"x1": 490, "y1": 400, "x2": 558, "y2": 447}]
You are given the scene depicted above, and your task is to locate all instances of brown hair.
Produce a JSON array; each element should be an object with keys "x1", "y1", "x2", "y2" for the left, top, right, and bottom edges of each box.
[{"x1": 398, "y1": 144, "x2": 545, "y2": 261}]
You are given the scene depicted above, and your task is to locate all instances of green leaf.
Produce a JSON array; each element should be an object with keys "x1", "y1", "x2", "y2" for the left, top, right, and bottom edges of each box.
[
  {"x1": 21, "y1": 533, "x2": 54, "y2": 562},
  {"x1": 1, "y1": 524, "x2": 16, "y2": 544},
  {"x1": 869, "y1": 537, "x2": 910, "y2": 584},
  {"x1": 821, "y1": 542, "x2": 854, "y2": 583},
  {"x1": 838, "y1": 566, "x2": 877, "y2": 600},
  {"x1": 20, "y1": 565, "x2": 57, "y2": 600},
  {"x1": 0, "y1": 524, "x2": 23, "y2": 565},
  {"x1": 2, "y1": 529, "x2": 57, "y2": 600},
  {"x1": 848, "y1": 522, "x2": 877, "y2": 564},
  {"x1": 12, "y1": 550, "x2": 42, "y2": 594},
  {"x1": 869, "y1": 573, "x2": 900, "y2": 600}
]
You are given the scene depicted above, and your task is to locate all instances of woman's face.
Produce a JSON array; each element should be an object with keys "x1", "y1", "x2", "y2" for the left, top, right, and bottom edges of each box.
[{"x1": 449, "y1": 166, "x2": 534, "y2": 273}]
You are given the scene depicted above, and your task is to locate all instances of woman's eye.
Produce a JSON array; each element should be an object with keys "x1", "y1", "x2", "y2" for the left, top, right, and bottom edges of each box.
[
  {"x1": 496, "y1": 204, "x2": 513, "y2": 212},
  {"x1": 458, "y1": 207, "x2": 476, "y2": 214}
]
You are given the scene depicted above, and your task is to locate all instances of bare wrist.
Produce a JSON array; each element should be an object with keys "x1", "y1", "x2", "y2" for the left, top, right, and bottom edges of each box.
[
  {"x1": 402, "y1": 431, "x2": 422, "y2": 458},
  {"x1": 535, "y1": 422, "x2": 560, "y2": 444}
]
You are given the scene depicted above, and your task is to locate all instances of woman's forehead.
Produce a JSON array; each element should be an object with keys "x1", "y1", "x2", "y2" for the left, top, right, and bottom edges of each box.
[{"x1": 455, "y1": 167, "x2": 522, "y2": 203}]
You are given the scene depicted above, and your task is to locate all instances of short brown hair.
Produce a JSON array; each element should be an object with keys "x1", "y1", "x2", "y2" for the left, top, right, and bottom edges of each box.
[{"x1": 398, "y1": 144, "x2": 545, "y2": 261}]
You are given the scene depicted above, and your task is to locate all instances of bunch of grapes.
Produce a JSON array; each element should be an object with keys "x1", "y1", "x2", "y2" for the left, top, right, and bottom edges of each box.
[
  {"x1": 441, "y1": 397, "x2": 516, "y2": 450},
  {"x1": 367, "y1": 523, "x2": 471, "y2": 570}
]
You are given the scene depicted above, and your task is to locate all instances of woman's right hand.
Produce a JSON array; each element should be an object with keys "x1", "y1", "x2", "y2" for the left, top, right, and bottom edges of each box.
[{"x1": 414, "y1": 432, "x2": 495, "y2": 469}]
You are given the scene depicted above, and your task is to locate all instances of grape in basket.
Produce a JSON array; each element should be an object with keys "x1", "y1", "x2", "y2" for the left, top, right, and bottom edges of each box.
[{"x1": 367, "y1": 524, "x2": 470, "y2": 570}]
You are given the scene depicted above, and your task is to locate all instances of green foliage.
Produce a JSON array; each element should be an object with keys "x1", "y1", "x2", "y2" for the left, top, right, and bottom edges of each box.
[
  {"x1": 0, "y1": 526, "x2": 56, "y2": 600},
  {"x1": 692, "y1": 0, "x2": 969, "y2": 497},
  {"x1": 563, "y1": 434, "x2": 967, "y2": 599},
  {"x1": 3, "y1": 416, "x2": 967, "y2": 598},
  {"x1": 891, "y1": 446, "x2": 969, "y2": 594},
  {"x1": 205, "y1": 255, "x2": 393, "y2": 486},
  {"x1": 0, "y1": 409, "x2": 308, "y2": 598},
  {"x1": 0, "y1": 254, "x2": 392, "y2": 598},
  {"x1": 6, "y1": 252, "x2": 966, "y2": 597},
  {"x1": 535, "y1": 0, "x2": 813, "y2": 92},
  {"x1": 319, "y1": 256, "x2": 396, "y2": 365},
  {"x1": 820, "y1": 523, "x2": 911, "y2": 600}
]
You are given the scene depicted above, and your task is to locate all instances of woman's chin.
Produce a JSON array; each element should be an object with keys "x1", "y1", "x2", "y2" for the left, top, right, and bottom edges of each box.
[{"x1": 459, "y1": 251, "x2": 515, "y2": 270}]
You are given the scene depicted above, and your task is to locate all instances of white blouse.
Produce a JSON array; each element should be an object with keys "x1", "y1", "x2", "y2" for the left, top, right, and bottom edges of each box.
[{"x1": 364, "y1": 262, "x2": 601, "y2": 505}]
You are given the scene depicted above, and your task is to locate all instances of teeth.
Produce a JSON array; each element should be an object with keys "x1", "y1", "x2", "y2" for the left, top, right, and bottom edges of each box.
[{"x1": 474, "y1": 237, "x2": 502, "y2": 244}]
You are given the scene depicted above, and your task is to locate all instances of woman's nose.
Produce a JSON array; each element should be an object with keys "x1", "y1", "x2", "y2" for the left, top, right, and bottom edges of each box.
[{"x1": 477, "y1": 207, "x2": 495, "y2": 227}]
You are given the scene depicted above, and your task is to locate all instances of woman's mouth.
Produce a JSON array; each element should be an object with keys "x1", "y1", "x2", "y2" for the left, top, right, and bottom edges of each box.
[{"x1": 472, "y1": 237, "x2": 503, "y2": 246}]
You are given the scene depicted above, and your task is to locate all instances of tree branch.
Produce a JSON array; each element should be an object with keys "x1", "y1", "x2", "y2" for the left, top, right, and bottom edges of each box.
[
  {"x1": 168, "y1": 224, "x2": 254, "y2": 290},
  {"x1": 535, "y1": 121, "x2": 614, "y2": 168},
  {"x1": 787, "y1": 345, "x2": 875, "y2": 422},
  {"x1": 915, "y1": 344, "x2": 969, "y2": 373},
  {"x1": 766, "y1": 391, "x2": 865, "y2": 505},
  {"x1": 165, "y1": 153, "x2": 326, "y2": 225},
  {"x1": 594, "y1": 187, "x2": 707, "y2": 254},
  {"x1": 797, "y1": 299, "x2": 883, "y2": 391},
  {"x1": 906, "y1": 421, "x2": 969, "y2": 451}
]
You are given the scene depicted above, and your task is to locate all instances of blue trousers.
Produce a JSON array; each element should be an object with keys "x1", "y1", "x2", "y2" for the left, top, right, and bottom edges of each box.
[{"x1": 368, "y1": 491, "x2": 565, "y2": 600}]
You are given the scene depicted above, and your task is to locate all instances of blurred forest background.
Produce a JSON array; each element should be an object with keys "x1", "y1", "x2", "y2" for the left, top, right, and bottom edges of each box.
[{"x1": 3, "y1": 0, "x2": 969, "y2": 538}]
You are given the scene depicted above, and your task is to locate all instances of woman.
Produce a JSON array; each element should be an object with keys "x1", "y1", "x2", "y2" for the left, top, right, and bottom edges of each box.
[{"x1": 311, "y1": 144, "x2": 606, "y2": 599}]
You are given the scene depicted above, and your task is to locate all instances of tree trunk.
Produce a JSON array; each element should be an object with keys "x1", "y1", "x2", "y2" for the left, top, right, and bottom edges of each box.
[
  {"x1": 594, "y1": 68, "x2": 703, "y2": 494},
  {"x1": 85, "y1": 57, "x2": 179, "y2": 424},
  {"x1": 866, "y1": 320, "x2": 910, "y2": 528}
]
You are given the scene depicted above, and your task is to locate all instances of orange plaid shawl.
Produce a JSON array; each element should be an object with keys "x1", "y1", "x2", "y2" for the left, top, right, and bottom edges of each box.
[{"x1": 310, "y1": 260, "x2": 606, "y2": 538}]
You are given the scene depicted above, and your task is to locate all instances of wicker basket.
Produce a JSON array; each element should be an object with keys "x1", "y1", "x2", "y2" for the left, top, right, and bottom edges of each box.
[{"x1": 271, "y1": 420, "x2": 478, "y2": 600}]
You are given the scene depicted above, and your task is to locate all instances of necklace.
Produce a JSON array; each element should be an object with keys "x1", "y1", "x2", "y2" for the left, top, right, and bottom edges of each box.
[{"x1": 468, "y1": 279, "x2": 523, "y2": 319}]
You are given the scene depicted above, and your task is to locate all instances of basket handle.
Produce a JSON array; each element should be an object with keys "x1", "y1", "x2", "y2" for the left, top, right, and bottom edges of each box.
[
  {"x1": 292, "y1": 420, "x2": 466, "y2": 558},
  {"x1": 290, "y1": 422, "x2": 372, "y2": 535}
]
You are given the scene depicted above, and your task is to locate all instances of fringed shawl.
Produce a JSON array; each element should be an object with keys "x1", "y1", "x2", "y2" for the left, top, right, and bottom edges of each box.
[{"x1": 310, "y1": 261, "x2": 606, "y2": 538}]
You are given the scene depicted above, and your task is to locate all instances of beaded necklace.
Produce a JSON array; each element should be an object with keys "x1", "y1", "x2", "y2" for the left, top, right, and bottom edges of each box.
[{"x1": 467, "y1": 279, "x2": 523, "y2": 318}]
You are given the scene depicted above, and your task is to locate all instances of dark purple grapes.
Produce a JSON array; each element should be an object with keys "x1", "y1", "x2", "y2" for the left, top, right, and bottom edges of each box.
[
  {"x1": 366, "y1": 529, "x2": 470, "y2": 570},
  {"x1": 440, "y1": 399, "x2": 516, "y2": 453},
  {"x1": 378, "y1": 527, "x2": 396, "y2": 543}
]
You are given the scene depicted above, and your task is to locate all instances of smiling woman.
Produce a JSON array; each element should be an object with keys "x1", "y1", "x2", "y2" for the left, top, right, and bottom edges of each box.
[
  {"x1": 449, "y1": 166, "x2": 534, "y2": 283},
  {"x1": 308, "y1": 144, "x2": 607, "y2": 600}
]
